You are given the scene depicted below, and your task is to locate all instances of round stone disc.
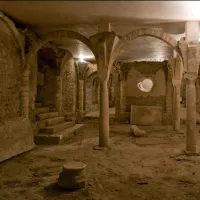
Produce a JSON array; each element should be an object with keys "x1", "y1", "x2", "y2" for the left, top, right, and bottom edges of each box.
[{"x1": 63, "y1": 161, "x2": 86, "y2": 171}]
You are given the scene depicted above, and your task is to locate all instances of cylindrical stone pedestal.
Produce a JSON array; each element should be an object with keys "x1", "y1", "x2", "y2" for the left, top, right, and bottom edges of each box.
[{"x1": 58, "y1": 161, "x2": 86, "y2": 189}]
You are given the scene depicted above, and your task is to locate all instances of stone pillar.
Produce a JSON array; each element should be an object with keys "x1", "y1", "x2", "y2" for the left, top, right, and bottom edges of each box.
[
  {"x1": 110, "y1": 85, "x2": 115, "y2": 106},
  {"x1": 120, "y1": 71, "x2": 127, "y2": 113},
  {"x1": 165, "y1": 72, "x2": 173, "y2": 124},
  {"x1": 97, "y1": 83, "x2": 100, "y2": 105},
  {"x1": 78, "y1": 79, "x2": 84, "y2": 117},
  {"x1": 196, "y1": 77, "x2": 200, "y2": 113},
  {"x1": 99, "y1": 79, "x2": 110, "y2": 147},
  {"x1": 183, "y1": 21, "x2": 200, "y2": 153},
  {"x1": 185, "y1": 72, "x2": 198, "y2": 152},
  {"x1": 55, "y1": 76, "x2": 62, "y2": 115},
  {"x1": 20, "y1": 73, "x2": 29, "y2": 118},
  {"x1": 90, "y1": 31, "x2": 119, "y2": 147},
  {"x1": 185, "y1": 21, "x2": 199, "y2": 41},
  {"x1": 115, "y1": 74, "x2": 120, "y2": 119},
  {"x1": 172, "y1": 80, "x2": 181, "y2": 131}
]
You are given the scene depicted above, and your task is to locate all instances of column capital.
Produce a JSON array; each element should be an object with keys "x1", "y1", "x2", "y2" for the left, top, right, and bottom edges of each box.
[
  {"x1": 76, "y1": 61, "x2": 89, "y2": 80},
  {"x1": 90, "y1": 32, "x2": 119, "y2": 81},
  {"x1": 178, "y1": 40, "x2": 200, "y2": 71},
  {"x1": 184, "y1": 72, "x2": 198, "y2": 83},
  {"x1": 172, "y1": 79, "x2": 181, "y2": 87}
]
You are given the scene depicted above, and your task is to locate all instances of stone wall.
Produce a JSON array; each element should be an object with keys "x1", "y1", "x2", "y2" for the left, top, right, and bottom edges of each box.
[
  {"x1": 0, "y1": 17, "x2": 35, "y2": 162},
  {"x1": 126, "y1": 61, "x2": 166, "y2": 111},
  {"x1": 37, "y1": 64, "x2": 57, "y2": 107},
  {"x1": 62, "y1": 59, "x2": 77, "y2": 120},
  {"x1": 113, "y1": 72, "x2": 120, "y2": 118},
  {"x1": 85, "y1": 73, "x2": 100, "y2": 113}
]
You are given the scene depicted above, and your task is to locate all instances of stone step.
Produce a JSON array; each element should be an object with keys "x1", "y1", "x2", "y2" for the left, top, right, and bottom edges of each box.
[
  {"x1": 39, "y1": 122, "x2": 75, "y2": 134},
  {"x1": 61, "y1": 124, "x2": 86, "y2": 142},
  {"x1": 46, "y1": 116, "x2": 65, "y2": 126},
  {"x1": 37, "y1": 116, "x2": 65, "y2": 128},
  {"x1": 37, "y1": 120, "x2": 46, "y2": 128},
  {"x1": 34, "y1": 124, "x2": 85, "y2": 145},
  {"x1": 35, "y1": 102, "x2": 42, "y2": 108},
  {"x1": 35, "y1": 107, "x2": 50, "y2": 115},
  {"x1": 37, "y1": 112, "x2": 59, "y2": 120}
]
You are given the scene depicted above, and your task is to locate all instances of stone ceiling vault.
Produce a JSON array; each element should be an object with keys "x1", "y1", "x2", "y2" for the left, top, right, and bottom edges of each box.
[{"x1": 0, "y1": 1, "x2": 198, "y2": 62}]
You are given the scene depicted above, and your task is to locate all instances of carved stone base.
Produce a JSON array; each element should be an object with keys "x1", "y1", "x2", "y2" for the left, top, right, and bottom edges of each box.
[
  {"x1": 170, "y1": 149, "x2": 200, "y2": 158},
  {"x1": 93, "y1": 145, "x2": 111, "y2": 151},
  {"x1": 58, "y1": 161, "x2": 86, "y2": 190},
  {"x1": 184, "y1": 150, "x2": 200, "y2": 156}
]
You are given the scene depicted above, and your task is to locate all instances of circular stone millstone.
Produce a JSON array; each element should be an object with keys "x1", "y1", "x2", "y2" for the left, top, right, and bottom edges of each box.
[{"x1": 58, "y1": 161, "x2": 87, "y2": 189}]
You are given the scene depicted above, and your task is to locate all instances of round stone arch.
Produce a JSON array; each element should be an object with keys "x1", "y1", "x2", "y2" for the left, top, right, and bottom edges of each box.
[
  {"x1": 25, "y1": 30, "x2": 96, "y2": 73},
  {"x1": 21, "y1": 30, "x2": 96, "y2": 117},
  {"x1": 111, "y1": 28, "x2": 183, "y2": 69}
]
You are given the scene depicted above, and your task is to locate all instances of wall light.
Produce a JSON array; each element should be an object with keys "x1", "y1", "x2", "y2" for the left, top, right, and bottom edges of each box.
[{"x1": 79, "y1": 55, "x2": 85, "y2": 63}]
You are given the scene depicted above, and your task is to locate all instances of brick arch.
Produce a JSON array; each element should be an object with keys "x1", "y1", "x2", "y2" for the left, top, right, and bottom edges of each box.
[
  {"x1": 26, "y1": 30, "x2": 96, "y2": 73},
  {"x1": 111, "y1": 28, "x2": 183, "y2": 65}
]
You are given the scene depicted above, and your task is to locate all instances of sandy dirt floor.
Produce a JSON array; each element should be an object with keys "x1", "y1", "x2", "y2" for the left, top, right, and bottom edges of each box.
[{"x1": 1, "y1": 119, "x2": 200, "y2": 200}]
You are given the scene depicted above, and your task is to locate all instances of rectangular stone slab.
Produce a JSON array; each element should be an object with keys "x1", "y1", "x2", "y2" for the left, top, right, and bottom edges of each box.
[{"x1": 130, "y1": 105, "x2": 162, "y2": 125}]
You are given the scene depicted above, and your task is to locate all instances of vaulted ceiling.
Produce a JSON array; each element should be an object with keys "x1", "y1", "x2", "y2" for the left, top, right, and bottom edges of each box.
[{"x1": 0, "y1": 1, "x2": 199, "y2": 62}]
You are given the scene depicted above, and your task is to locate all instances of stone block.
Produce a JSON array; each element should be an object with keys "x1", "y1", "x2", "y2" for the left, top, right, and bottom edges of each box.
[
  {"x1": 0, "y1": 118, "x2": 35, "y2": 162},
  {"x1": 130, "y1": 105, "x2": 162, "y2": 125},
  {"x1": 130, "y1": 125, "x2": 146, "y2": 137}
]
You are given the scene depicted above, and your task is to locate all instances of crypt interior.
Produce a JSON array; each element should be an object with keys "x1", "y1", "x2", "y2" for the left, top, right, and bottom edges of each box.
[{"x1": 1, "y1": 1, "x2": 200, "y2": 199}]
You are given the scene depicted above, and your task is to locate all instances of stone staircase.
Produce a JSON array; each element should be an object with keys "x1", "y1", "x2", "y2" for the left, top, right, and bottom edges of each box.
[{"x1": 34, "y1": 102, "x2": 85, "y2": 145}]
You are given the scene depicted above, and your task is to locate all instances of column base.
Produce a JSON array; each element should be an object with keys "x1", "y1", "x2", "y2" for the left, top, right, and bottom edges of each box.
[
  {"x1": 171, "y1": 130, "x2": 184, "y2": 134},
  {"x1": 93, "y1": 145, "x2": 111, "y2": 151},
  {"x1": 184, "y1": 150, "x2": 200, "y2": 156},
  {"x1": 170, "y1": 149, "x2": 200, "y2": 158}
]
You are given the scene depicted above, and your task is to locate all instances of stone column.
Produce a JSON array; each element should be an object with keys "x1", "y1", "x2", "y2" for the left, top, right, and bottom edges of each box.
[
  {"x1": 99, "y1": 79, "x2": 110, "y2": 147},
  {"x1": 185, "y1": 72, "x2": 198, "y2": 153},
  {"x1": 196, "y1": 77, "x2": 200, "y2": 113},
  {"x1": 172, "y1": 80, "x2": 181, "y2": 131},
  {"x1": 97, "y1": 83, "x2": 100, "y2": 105},
  {"x1": 183, "y1": 21, "x2": 199, "y2": 153},
  {"x1": 120, "y1": 71, "x2": 127, "y2": 113},
  {"x1": 20, "y1": 73, "x2": 29, "y2": 118},
  {"x1": 115, "y1": 74, "x2": 120, "y2": 119},
  {"x1": 110, "y1": 85, "x2": 115, "y2": 106},
  {"x1": 90, "y1": 30, "x2": 119, "y2": 147},
  {"x1": 165, "y1": 74, "x2": 173, "y2": 123},
  {"x1": 78, "y1": 79, "x2": 84, "y2": 117},
  {"x1": 55, "y1": 76, "x2": 62, "y2": 115}
]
